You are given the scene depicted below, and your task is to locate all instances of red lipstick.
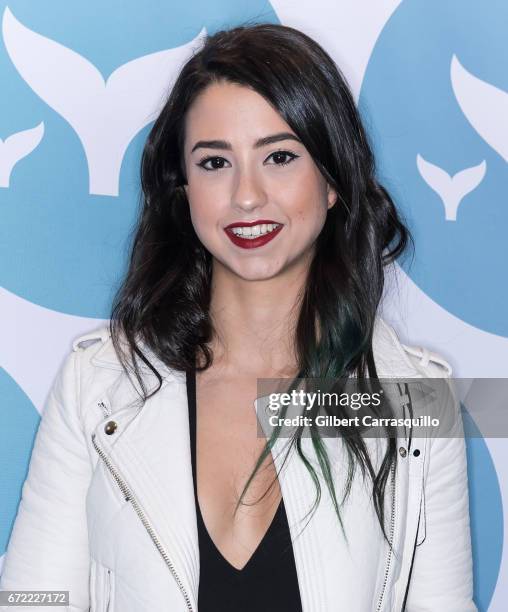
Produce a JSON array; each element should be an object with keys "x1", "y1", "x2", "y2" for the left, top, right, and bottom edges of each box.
[{"x1": 224, "y1": 219, "x2": 283, "y2": 250}]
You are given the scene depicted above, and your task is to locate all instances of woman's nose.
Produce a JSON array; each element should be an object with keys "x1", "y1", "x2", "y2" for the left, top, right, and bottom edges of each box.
[{"x1": 231, "y1": 167, "x2": 267, "y2": 211}]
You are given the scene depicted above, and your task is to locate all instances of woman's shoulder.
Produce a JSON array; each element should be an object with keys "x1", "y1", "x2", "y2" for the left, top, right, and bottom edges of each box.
[
  {"x1": 71, "y1": 325, "x2": 185, "y2": 412},
  {"x1": 373, "y1": 315, "x2": 453, "y2": 379},
  {"x1": 71, "y1": 324, "x2": 180, "y2": 382},
  {"x1": 72, "y1": 325, "x2": 123, "y2": 371}
]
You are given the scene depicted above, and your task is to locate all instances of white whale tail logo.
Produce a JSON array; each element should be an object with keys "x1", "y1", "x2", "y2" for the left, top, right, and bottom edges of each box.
[
  {"x1": 0, "y1": 122, "x2": 44, "y2": 187},
  {"x1": 2, "y1": 7, "x2": 207, "y2": 196},
  {"x1": 416, "y1": 154, "x2": 486, "y2": 221},
  {"x1": 451, "y1": 54, "x2": 508, "y2": 163}
]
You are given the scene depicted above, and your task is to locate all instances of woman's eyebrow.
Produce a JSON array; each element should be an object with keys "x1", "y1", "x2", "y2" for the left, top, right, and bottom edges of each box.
[{"x1": 190, "y1": 132, "x2": 302, "y2": 153}]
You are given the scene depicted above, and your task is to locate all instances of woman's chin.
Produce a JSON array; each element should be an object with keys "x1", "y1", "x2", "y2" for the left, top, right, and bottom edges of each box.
[{"x1": 217, "y1": 260, "x2": 287, "y2": 282}]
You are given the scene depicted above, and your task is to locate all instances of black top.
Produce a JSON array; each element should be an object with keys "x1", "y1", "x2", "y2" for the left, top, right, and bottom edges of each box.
[{"x1": 186, "y1": 368, "x2": 303, "y2": 612}]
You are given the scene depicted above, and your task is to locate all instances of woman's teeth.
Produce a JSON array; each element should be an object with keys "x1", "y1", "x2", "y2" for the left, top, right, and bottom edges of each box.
[{"x1": 230, "y1": 223, "x2": 280, "y2": 238}]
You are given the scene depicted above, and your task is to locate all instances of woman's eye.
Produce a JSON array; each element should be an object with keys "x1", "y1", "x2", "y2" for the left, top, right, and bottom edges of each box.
[
  {"x1": 266, "y1": 150, "x2": 299, "y2": 166},
  {"x1": 196, "y1": 150, "x2": 299, "y2": 172},
  {"x1": 196, "y1": 156, "x2": 230, "y2": 171}
]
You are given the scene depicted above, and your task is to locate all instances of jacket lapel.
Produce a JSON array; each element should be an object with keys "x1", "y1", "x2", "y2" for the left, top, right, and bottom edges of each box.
[
  {"x1": 251, "y1": 316, "x2": 425, "y2": 609},
  {"x1": 90, "y1": 340, "x2": 199, "y2": 610}
]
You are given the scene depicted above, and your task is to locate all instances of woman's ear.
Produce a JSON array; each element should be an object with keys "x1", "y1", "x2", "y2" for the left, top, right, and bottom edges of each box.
[{"x1": 327, "y1": 184, "x2": 338, "y2": 210}]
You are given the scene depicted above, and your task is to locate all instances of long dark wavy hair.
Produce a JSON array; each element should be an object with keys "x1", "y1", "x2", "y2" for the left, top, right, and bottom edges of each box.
[{"x1": 110, "y1": 22, "x2": 414, "y2": 546}]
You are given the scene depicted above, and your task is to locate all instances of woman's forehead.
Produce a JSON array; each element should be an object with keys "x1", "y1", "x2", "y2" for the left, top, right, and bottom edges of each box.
[{"x1": 184, "y1": 82, "x2": 292, "y2": 144}]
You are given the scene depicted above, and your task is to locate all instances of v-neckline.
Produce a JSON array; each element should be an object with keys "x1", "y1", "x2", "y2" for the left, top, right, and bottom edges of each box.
[
  {"x1": 186, "y1": 367, "x2": 284, "y2": 573},
  {"x1": 195, "y1": 487, "x2": 284, "y2": 573}
]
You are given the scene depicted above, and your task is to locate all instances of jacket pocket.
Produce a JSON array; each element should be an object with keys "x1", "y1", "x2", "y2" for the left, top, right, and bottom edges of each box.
[{"x1": 90, "y1": 559, "x2": 115, "y2": 612}]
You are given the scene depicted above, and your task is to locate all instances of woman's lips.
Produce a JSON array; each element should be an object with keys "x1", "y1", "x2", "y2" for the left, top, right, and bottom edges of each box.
[{"x1": 224, "y1": 224, "x2": 283, "y2": 249}]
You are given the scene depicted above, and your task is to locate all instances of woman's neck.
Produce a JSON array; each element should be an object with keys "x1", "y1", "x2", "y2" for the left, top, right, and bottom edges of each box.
[{"x1": 206, "y1": 260, "x2": 307, "y2": 378}]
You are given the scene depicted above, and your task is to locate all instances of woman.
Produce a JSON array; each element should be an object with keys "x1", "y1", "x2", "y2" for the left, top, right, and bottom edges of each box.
[{"x1": 0, "y1": 23, "x2": 475, "y2": 611}]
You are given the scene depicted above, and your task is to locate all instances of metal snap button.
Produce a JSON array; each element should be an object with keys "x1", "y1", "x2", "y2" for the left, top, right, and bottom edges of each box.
[
  {"x1": 399, "y1": 446, "x2": 407, "y2": 457},
  {"x1": 413, "y1": 449, "x2": 421, "y2": 457},
  {"x1": 266, "y1": 404, "x2": 278, "y2": 416},
  {"x1": 104, "y1": 420, "x2": 118, "y2": 435}
]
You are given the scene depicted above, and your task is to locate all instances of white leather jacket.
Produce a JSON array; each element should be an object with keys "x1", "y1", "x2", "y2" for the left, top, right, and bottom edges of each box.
[{"x1": 0, "y1": 316, "x2": 476, "y2": 611}]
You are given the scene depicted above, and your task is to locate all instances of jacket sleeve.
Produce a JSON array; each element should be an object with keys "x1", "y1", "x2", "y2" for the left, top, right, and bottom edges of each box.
[
  {"x1": 405, "y1": 370, "x2": 477, "y2": 611},
  {"x1": 0, "y1": 349, "x2": 91, "y2": 612}
]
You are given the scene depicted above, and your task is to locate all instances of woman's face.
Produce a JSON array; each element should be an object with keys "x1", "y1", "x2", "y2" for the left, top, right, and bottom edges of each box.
[{"x1": 183, "y1": 81, "x2": 337, "y2": 281}]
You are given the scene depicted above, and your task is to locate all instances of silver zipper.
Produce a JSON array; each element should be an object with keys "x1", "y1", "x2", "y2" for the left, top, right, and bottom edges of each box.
[
  {"x1": 91, "y1": 432, "x2": 194, "y2": 612},
  {"x1": 376, "y1": 460, "x2": 397, "y2": 611}
]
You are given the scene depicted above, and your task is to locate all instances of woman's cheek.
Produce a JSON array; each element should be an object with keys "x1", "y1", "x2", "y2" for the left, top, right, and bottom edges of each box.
[{"x1": 188, "y1": 201, "x2": 211, "y2": 241}]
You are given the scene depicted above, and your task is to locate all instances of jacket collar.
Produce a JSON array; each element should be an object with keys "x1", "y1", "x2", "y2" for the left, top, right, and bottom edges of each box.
[
  {"x1": 89, "y1": 315, "x2": 420, "y2": 379},
  {"x1": 90, "y1": 329, "x2": 185, "y2": 391}
]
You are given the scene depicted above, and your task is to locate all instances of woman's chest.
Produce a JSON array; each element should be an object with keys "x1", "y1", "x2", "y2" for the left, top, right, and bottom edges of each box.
[
  {"x1": 195, "y1": 373, "x2": 273, "y2": 496},
  {"x1": 194, "y1": 373, "x2": 284, "y2": 569}
]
